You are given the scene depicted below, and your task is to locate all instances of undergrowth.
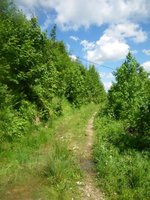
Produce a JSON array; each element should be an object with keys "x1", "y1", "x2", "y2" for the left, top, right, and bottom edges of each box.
[{"x1": 93, "y1": 112, "x2": 150, "y2": 200}]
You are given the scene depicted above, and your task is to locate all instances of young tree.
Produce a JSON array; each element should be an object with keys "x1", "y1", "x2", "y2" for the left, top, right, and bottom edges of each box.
[
  {"x1": 87, "y1": 65, "x2": 106, "y2": 103},
  {"x1": 108, "y1": 52, "x2": 150, "y2": 135},
  {"x1": 50, "y1": 24, "x2": 57, "y2": 41}
]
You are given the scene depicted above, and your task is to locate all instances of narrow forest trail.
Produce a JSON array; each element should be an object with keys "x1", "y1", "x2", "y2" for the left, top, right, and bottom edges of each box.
[
  {"x1": 77, "y1": 113, "x2": 104, "y2": 200},
  {"x1": 1, "y1": 105, "x2": 104, "y2": 200}
]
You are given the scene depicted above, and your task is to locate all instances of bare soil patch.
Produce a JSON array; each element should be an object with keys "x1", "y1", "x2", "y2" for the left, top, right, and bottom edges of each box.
[{"x1": 78, "y1": 113, "x2": 104, "y2": 200}]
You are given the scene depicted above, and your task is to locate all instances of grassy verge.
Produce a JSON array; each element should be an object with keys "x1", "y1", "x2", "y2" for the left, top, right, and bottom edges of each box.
[
  {"x1": 0, "y1": 101, "x2": 98, "y2": 199},
  {"x1": 93, "y1": 112, "x2": 150, "y2": 200}
]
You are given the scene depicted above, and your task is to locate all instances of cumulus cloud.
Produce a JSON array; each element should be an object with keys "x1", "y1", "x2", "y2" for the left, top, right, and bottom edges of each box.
[
  {"x1": 142, "y1": 61, "x2": 150, "y2": 72},
  {"x1": 100, "y1": 72, "x2": 114, "y2": 79},
  {"x1": 80, "y1": 21, "x2": 147, "y2": 63},
  {"x1": 70, "y1": 36, "x2": 79, "y2": 42},
  {"x1": 143, "y1": 49, "x2": 150, "y2": 56},
  {"x1": 103, "y1": 82, "x2": 112, "y2": 91},
  {"x1": 69, "y1": 54, "x2": 77, "y2": 61},
  {"x1": 99, "y1": 72, "x2": 114, "y2": 91},
  {"x1": 105, "y1": 23, "x2": 147, "y2": 43},
  {"x1": 80, "y1": 40, "x2": 95, "y2": 51},
  {"x1": 87, "y1": 36, "x2": 129, "y2": 63},
  {"x1": 17, "y1": 1, "x2": 148, "y2": 66},
  {"x1": 16, "y1": 0, "x2": 150, "y2": 30},
  {"x1": 80, "y1": 26, "x2": 131, "y2": 63}
]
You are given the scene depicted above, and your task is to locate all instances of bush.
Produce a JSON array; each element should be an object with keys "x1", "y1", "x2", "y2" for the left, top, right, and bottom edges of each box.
[
  {"x1": 93, "y1": 114, "x2": 150, "y2": 200},
  {"x1": 0, "y1": 107, "x2": 30, "y2": 141}
]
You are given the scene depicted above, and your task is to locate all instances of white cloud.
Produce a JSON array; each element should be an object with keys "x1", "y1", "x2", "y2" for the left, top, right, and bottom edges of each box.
[
  {"x1": 103, "y1": 82, "x2": 112, "y2": 91},
  {"x1": 105, "y1": 22, "x2": 147, "y2": 43},
  {"x1": 80, "y1": 40, "x2": 95, "y2": 51},
  {"x1": 69, "y1": 54, "x2": 77, "y2": 61},
  {"x1": 70, "y1": 36, "x2": 79, "y2": 42},
  {"x1": 99, "y1": 72, "x2": 114, "y2": 91},
  {"x1": 143, "y1": 49, "x2": 150, "y2": 56},
  {"x1": 142, "y1": 61, "x2": 150, "y2": 72},
  {"x1": 100, "y1": 72, "x2": 114, "y2": 79},
  {"x1": 88, "y1": 35, "x2": 129, "y2": 63},
  {"x1": 80, "y1": 28, "x2": 130, "y2": 63},
  {"x1": 80, "y1": 21, "x2": 147, "y2": 63},
  {"x1": 16, "y1": 0, "x2": 150, "y2": 30}
]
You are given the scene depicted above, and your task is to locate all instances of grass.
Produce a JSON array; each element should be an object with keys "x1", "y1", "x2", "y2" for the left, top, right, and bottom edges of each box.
[
  {"x1": 0, "y1": 101, "x2": 98, "y2": 199},
  {"x1": 93, "y1": 112, "x2": 150, "y2": 200}
]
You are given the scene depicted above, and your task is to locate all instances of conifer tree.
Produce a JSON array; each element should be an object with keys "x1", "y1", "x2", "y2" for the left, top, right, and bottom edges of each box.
[{"x1": 108, "y1": 52, "x2": 150, "y2": 134}]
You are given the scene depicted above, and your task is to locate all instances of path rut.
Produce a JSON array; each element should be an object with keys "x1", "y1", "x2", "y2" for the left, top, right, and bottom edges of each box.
[{"x1": 78, "y1": 113, "x2": 104, "y2": 200}]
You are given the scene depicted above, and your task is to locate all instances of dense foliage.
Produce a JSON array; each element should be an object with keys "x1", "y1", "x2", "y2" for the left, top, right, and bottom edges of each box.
[
  {"x1": 93, "y1": 54, "x2": 149, "y2": 199},
  {"x1": 108, "y1": 53, "x2": 150, "y2": 135},
  {"x1": 0, "y1": 0, "x2": 105, "y2": 141},
  {"x1": 94, "y1": 114, "x2": 150, "y2": 200}
]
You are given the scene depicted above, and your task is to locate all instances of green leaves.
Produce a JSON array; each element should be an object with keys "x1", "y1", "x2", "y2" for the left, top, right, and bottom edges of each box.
[
  {"x1": 0, "y1": 1, "x2": 106, "y2": 140},
  {"x1": 108, "y1": 52, "x2": 150, "y2": 135}
]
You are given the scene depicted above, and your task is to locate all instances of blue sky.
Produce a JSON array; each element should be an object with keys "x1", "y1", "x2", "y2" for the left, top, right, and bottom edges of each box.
[{"x1": 16, "y1": 0, "x2": 150, "y2": 90}]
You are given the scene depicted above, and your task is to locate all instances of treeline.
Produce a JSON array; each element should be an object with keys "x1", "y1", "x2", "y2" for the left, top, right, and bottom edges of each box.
[{"x1": 0, "y1": 0, "x2": 106, "y2": 141}]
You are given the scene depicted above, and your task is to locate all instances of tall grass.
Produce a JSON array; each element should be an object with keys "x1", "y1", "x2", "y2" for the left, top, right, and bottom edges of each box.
[
  {"x1": 0, "y1": 101, "x2": 98, "y2": 199},
  {"x1": 93, "y1": 114, "x2": 150, "y2": 200},
  {"x1": 42, "y1": 139, "x2": 81, "y2": 199}
]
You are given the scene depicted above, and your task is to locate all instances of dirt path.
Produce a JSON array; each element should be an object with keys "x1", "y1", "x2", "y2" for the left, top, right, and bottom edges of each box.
[
  {"x1": 1, "y1": 106, "x2": 104, "y2": 200},
  {"x1": 78, "y1": 113, "x2": 104, "y2": 200}
]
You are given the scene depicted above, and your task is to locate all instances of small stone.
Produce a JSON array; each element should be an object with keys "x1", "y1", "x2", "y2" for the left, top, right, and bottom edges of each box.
[
  {"x1": 76, "y1": 181, "x2": 83, "y2": 185},
  {"x1": 87, "y1": 193, "x2": 90, "y2": 197}
]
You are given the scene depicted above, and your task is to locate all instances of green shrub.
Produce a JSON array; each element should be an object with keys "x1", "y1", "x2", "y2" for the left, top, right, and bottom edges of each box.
[
  {"x1": 0, "y1": 107, "x2": 30, "y2": 142},
  {"x1": 93, "y1": 115, "x2": 150, "y2": 200}
]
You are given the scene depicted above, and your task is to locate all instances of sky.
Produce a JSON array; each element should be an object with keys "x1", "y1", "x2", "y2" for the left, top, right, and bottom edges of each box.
[{"x1": 16, "y1": 0, "x2": 150, "y2": 90}]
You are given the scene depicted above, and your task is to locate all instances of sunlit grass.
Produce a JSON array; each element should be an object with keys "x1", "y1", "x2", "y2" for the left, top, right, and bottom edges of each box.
[{"x1": 0, "y1": 102, "x2": 98, "y2": 199}]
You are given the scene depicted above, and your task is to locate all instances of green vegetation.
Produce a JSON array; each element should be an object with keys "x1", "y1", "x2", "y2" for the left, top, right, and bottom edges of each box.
[
  {"x1": 0, "y1": 0, "x2": 105, "y2": 141},
  {"x1": 94, "y1": 114, "x2": 150, "y2": 200},
  {"x1": 94, "y1": 53, "x2": 150, "y2": 200},
  {"x1": 0, "y1": 1, "x2": 105, "y2": 199},
  {"x1": 108, "y1": 52, "x2": 150, "y2": 135},
  {"x1": 0, "y1": 102, "x2": 98, "y2": 199},
  {"x1": 1, "y1": 1, "x2": 149, "y2": 199}
]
